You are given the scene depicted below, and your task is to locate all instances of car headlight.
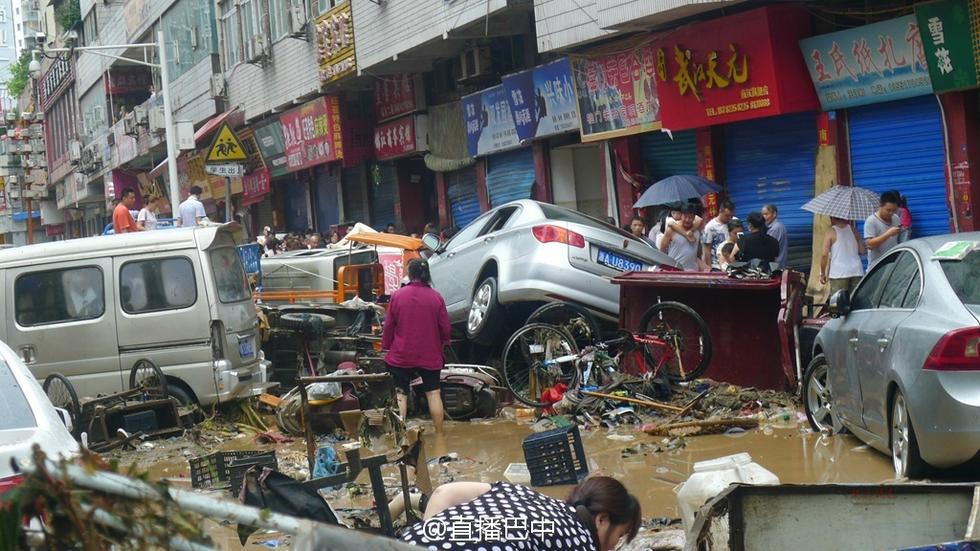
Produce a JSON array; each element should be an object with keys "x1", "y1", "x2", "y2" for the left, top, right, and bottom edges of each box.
[{"x1": 213, "y1": 359, "x2": 232, "y2": 372}]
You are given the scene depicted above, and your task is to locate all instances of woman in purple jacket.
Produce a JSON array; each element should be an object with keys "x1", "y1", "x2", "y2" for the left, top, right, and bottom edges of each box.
[{"x1": 382, "y1": 259, "x2": 452, "y2": 433}]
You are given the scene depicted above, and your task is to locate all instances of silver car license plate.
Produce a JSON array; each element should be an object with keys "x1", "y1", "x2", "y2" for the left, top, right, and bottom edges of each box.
[{"x1": 597, "y1": 248, "x2": 643, "y2": 272}]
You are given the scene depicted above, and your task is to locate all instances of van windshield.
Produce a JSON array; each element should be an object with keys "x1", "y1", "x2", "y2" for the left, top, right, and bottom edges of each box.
[{"x1": 210, "y1": 247, "x2": 251, "y2": 303}]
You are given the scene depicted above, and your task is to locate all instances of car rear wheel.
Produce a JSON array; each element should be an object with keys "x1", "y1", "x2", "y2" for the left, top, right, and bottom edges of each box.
[
  {"x1": 802, "y1": 354, "x2": 843, "y2": 434},
  {"x1": 466, "y1": 277, "x2": 504, "y2": 345},
  {"x1": 891, "y1": 392, "x2": 926, "y2": 479}
]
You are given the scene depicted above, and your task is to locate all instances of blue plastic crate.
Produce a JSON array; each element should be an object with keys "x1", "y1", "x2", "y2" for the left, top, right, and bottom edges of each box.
[{"x1": 522, "y1": 425, "x2": 588, "y2": 487}]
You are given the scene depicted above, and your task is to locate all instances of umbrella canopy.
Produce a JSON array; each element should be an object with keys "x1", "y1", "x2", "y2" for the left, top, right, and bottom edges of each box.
[
  {"x1": 802, "y1": 185, "x2": 880, "y2": 221},
  {"x1": 633, "y1": 175, "x2": 722, "y2": 208}
]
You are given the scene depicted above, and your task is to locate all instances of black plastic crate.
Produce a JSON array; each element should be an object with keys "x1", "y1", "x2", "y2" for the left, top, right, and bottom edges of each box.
[
  {"x1": 122, "y1": 410, "x2": 158, "y2": 434},
  {"x1": 189, "y1": 450, "x2": 273, "y2": 489},
  {"x1": 227, "y1": 452, "x2": 278, "y2": 497},
  {"x1": 522, "y1": 425, "x2": 588, "y2": 487}
]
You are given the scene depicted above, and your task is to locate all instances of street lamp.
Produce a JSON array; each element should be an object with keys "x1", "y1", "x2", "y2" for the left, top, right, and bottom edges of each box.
[{"x1": 38, "y1": 31, "x2": 181, "y2": 215}]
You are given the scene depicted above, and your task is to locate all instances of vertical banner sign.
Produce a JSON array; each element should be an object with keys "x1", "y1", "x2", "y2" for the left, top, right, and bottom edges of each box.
[
  {"x1": 571, "y1": 40, "x2": 661, "y2": 142},
  {"x1": 280, "y1": 96, "x2": 344, "y2": 172},
  {"x1": 314, "y1": 1, "x2": 356, "y2": 85},
  {"x1": 502, "y1": 58, "x2": 580, "y2": 141},
  {"x1": 915, "y1": 0, "x2": 980, "y2": 93},
  {"x1": 375, "y1": 74, "x2": 423, "y2": 122},
  {"x1": 654, "y1": 5, "x2": 818, "y2": 131},
  {"x1": 799, "y1": 15, "x2": 933, "y2": 110},
  {"x1": 462, "y1": 85, "x2": 521, "y2": 157},
  {"x1": 379, "y1": 253, "x2": 404, "y2": 296}
]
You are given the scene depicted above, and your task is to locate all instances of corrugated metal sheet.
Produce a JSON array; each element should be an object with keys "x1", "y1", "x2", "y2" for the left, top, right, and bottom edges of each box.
[
  {"x1": 724, "y1": 112, "x2": 817, "y2": 271},
  {"x1": 487, "y1": 148, "x2": 535, "y2": 207},
  {"x1": 372, "y1": 163, "x2": 399, "y2": 230},
  {"x1": 284, "y1": 180, "x2": 311, "y2": 232},
  {"x1": 447, "y1": 166, "x2": 481, "y2": 228},
  {"x1": 342, "y1": 166, "x2": 367, "y2": 224},
  {"x1": 640, "y1": 130, "x2": 698, "y2": 182},
  {"x1": 314, "y1": 166, "x2": 340, "y2": 231},
  {"x1": 848, "y1": 95, "x2": 949, "y2": 239}
]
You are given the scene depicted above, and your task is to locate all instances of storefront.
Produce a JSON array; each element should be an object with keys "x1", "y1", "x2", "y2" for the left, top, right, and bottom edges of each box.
[
  {"x1": 425, "y1": 100, "x2": 478, "y2": 229},
  {"x1": 464, "y1": 85, "x2": 535, "y2": 208},
  {"x1": 446, "y1": 165, "x2": 481, "y2": 227},
  {"x1": 801, "y1": 14, "x2": 951, "y2": 239},
  {"x1": 640, "y1": 131, "x2": 697, "y2": 184}
]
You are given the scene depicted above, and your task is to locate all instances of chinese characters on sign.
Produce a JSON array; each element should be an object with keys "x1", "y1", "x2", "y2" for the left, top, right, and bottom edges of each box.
[
  {"x1": 106, "y1": 67, "x2": 153, "y2": 95},
  {"x1": 654, "y1": 5, "x2": 818, "y2": 130},
  {"x1": 462, "y1": 85, "x2": 521, "y2": 157},
  {"x1": 800, "y1": 15, "x2": 933, "y2": 110},
  {"x1": 375, "y1": 74, "x2": 423, "y2": 122},
  {"x1": 374, "y1": 115, "x2": 427, "y2": 161},
  {"x1": 314, "y1": 1, "x2": 356, "y2": 85},
  {"x1": 502, "y1": 58, "x2": 580, "y2": 142},
  {"x1": 39, "y1": 57, "x2": 73, "y2": 109},
  {"x1": 242, "y1": 167, "x2": 271, "y2": 205},
  {"x1": 279, "y1": 96, "x2": 344, "y2": 172},
  {"x1": 914, "y1": 0, "x2": 980, "y2": 93},
  {"x1": 571, "y1": 39, "x2": 661, "y2": 142}
]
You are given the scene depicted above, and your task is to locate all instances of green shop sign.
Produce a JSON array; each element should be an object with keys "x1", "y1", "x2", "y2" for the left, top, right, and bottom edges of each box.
[{"x1": 915, "y1": 0, "x2": 980, "y2": 92}]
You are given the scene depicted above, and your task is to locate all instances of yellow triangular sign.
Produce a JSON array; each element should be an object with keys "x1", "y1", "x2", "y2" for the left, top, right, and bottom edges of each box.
[{"x1": 206, "y1": 123, "x2": 248, "y2": 163}]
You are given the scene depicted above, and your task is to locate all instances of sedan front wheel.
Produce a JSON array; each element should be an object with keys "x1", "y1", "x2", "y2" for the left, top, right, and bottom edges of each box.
[{"x1": 466, "y1": 277, "x2": 504, "y2": 345}]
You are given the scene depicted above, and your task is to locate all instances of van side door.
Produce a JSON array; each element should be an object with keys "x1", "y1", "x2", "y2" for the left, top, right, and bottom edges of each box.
[{"x1": 7, "y1": 259, "x2": 122, "y2": 397}]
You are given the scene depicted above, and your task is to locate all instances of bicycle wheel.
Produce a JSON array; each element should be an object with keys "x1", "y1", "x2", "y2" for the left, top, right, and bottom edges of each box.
[
  {"x1": 43, "y1": 373, "x2": 80, "y2": 434},
  {"x1": 638, "y1": 301, "x2": 712, "y2": 382},
  {"x1": 129, "y1": 359, "x2": 169, "y2": 400},
  {"x1": 501, "y1": 323, "x2": 580, "y2": 407},
  {"x1": 526, "y1": 301, "x2": 602, "y2": 351}
]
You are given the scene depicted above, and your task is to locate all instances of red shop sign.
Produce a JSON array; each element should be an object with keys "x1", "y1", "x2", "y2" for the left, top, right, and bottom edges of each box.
[
  {"x1": 651, "y1": 5, "x2": 819, "y2": 131},
  {"x1": 375, "y1": 74, "x2": 423, "y2": 122},
  {"x1": 374, "y1": 115, "x2": 427, "y2": 161},
  {"x1": 242, "y1": 167, "x2": 271, "y2": 205},
  {"x1": 280, "y1": 96, "x2": 344, "y2": 172}
]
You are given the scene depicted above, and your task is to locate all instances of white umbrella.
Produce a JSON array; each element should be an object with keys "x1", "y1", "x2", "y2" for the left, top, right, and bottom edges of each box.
[{"x1": 802, "y1": 185, "x2": 880, "y2": 221}]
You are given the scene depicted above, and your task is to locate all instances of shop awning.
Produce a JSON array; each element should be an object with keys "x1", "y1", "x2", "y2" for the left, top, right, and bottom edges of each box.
[{"x1": 195, "y1": 107, "x2": 240, "y2": 144}]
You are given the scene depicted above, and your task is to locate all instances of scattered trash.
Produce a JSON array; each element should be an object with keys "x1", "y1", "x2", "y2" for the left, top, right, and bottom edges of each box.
[
  {"x1": 313, "y1": 445, "x2": 340, "y2": 479},
  {"x1": 504, "y1": 462, "x2": 531, "y2": 484},
  {"x1": 606, "y1": 433, "x2": 636, "y2": 442},
  {"x1": 675, "y1": 453, "x2": 780, "y2": 532},
  {"x1": 644, "y1": 417, "x2": 760, "y2": 437}
]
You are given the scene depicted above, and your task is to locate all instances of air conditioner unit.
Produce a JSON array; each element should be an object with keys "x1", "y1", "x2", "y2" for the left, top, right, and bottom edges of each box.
[
  {"x1": 210, "y1": 74, "x2": 226, "y2": 99},
  {"x1": 106, "y1": 131, "x2": 115, "y2": 146},
  {"x1": 34, "y1": 111, "x2": 44, "y2": 121},
  {"x1": 247, "y1": 36, "x2": 269, "y2": 65},
  {"x1": 288, "y1": 5, "x2": 307, "y2": 37},
  {"x1": 30, "y1": 124, "x2": 43, "y2": 139},
  {"x1": 148, "y1": 106, "x2": 166, "y2": 133},
  {"x1": 68, "y1": 140, "x2": 82, "y2": 164},
  {"x1": 8, "y1": 175, "x2": 18, "y2": 185},
  {"x1": 459, "y1": 47, "x2": 492, "y2": 81},
  {"x1": 123, "y1": 113, "x2": 137, "y2": 136},
  {"x1": 30, "y1": 139, "x2": 44, "y2": 152},
  {"x1": 133, "y1": 106, "x2": 148, "y2": 127},
  {"x1": 5, "y1": 112, "x2": 15, "y2": 122}
]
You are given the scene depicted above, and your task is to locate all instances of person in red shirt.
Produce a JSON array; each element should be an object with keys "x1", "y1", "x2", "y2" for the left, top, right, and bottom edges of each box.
[
  {"x1": 382, "y1": 259, "x2": 451, "y2": 433},
  {"x1": 112, "y1": 187, "x2": 139, "y2": 234}
]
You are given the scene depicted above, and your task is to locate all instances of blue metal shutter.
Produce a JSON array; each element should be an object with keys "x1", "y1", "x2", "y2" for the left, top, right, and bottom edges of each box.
[
  {"x1": 314, "y1": 166, "x2": 340, "y2": 231},
  {"x1": 640, "y1": 130, "x2": 698, "y2": 181},
  {"x1": 447, "y1": 166, "x2": 481, "y2": 228},
  {"x1": 342, "y1": 166, "x2": 366, "y2": 224},
  {"x1": 284, "y1": 180, "x2": 310, "y2": 232},
  {"x1": 724, "y1": 111, "x2": 817, "y2": 271},
  {"x1": 487, "y1": 147, "x2": 535, "y2": 207},
  {"x1": 372, "y1": 163, "x2": 398, "y2": 230},
  {"x1": 848, "y1": 95, "x2": 948, "y2": 238}
]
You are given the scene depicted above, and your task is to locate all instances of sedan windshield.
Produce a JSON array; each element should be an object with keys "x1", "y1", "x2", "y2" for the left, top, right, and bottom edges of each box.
[
  {"x1": 940, "y1": 250, "x2": 980, "y2": 305},
  {"x1": 0, "y1": 359, "x2": 36, "y2": 430}
]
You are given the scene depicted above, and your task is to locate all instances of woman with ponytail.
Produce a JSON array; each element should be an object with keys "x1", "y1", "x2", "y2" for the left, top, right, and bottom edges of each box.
[
  {"x1": 400, "y1": 476, "x2": 641, "y2": 550},
  {"x1": 381, "y1": 258, "x2": 452, "y2": 434}
]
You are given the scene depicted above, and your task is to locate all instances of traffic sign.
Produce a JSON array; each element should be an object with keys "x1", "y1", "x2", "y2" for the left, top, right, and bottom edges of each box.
[
  {"x1": 205, "y1": 163, "x2": 243, "y2": 177},
  {"x1": 206, "y1": 123, "x2": 248, "y2": 163}
]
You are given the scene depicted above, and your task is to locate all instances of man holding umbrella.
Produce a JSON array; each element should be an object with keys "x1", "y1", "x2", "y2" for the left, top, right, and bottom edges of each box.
[{"x1": 803, "y1": 185, "x2": 881, "y2": 296}]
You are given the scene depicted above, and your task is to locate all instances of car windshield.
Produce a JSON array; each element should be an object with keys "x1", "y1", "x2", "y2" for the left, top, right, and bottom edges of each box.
[
  {"x1": 0, "y1": 358, "x2": 36, "y2": 430},
  {"x1": 538, "y1": 204, "x2": 645, "y2": 244},
  {"x1": 940, "y1": 249, "x2": 980, "y2": 305},
  {"x1": 210, "y1": 247, "x2": 252, "y2": 303}
]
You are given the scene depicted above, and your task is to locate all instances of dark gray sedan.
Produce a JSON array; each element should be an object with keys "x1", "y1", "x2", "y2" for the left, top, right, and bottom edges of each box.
[{"x1": 805, "y1": 234, "x2": 980, "y2": 478}]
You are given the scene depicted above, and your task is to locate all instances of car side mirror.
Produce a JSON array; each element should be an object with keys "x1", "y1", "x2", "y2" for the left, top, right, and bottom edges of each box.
[
  {"x1": 829, "y1": 289, "x2": 851, "y2": 318},
  {"x1": 421, "y1": 233, "x2": 441, "y2": 252},
  {"x1": 53, "y1": 407, "x2": 73, "y2": 433}
]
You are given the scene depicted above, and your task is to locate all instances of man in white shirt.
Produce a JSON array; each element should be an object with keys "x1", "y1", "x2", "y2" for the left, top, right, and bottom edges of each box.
[
  {"x1": 701, "y1": 200, "x2": 736, "y2": 270},
  {"x1": 178, "y1": 185, "x2": 207, "y2": 227}
]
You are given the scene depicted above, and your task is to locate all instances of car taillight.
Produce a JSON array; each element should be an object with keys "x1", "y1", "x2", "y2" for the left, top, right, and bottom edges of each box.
[
  {"x1": 0, "y1": 474, "x2": 24, "y2": 496},
  {"x1": 532, "y1": 225, "x2": 585, "y2": 248},
  {"x1": 923, "y1": 327, "x2": 980, "y2": 371}
]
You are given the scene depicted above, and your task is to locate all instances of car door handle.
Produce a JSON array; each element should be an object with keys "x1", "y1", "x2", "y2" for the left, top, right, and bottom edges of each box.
[
  {"x1": 18, "y1": 345, "x2": 36, "y2": 365},
  {"x1": 484, "y1": 236, "x2": 495, "y2": 243},
  {"x1": 848, "y1": 337, "x2": 859, "y2": 349},
  {"x1": 447, "y1": 252, "x2": 456, "y2": 258},
  {"x1": 877, "y1": 337, "x2": 890, "y2": 351}
]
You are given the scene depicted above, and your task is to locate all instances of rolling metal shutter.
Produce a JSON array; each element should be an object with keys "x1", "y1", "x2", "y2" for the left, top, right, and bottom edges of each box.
[
  {"x1": 314, "y1": 166, "x2": 340, "y2": 231},
  {"x1": 848, "y1": 95, "x2": 948, "y2": 239},
  {"x1": 640, "y1": 130, "x2": 698, "y2": 182},
  {"x1": 372, "y1": 163, "x2": 399, "y2": 230},
  {"x1": 487, "y1": 147, "x2": 535, "y2": 207},
  {"x1": 724, "y1": 111, "x2": 817, "y2": 271},
  {"x1": 283, "y1": 180, "x2": 310, "y2": 231},
  {"x1": 447, "y1": 166, "x2": 481, "y2": 228},
  {"x1": 342, "y1": 166, "x2": 367, "y2": 224}
]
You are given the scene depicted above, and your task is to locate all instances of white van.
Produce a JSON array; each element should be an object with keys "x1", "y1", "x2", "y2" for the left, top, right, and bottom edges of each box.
[{"x1": 0, "y1": 224, "x2": 272, "y2": 405}]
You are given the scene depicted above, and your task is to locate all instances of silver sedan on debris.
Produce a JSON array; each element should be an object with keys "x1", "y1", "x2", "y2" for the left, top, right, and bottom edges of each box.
[
  {"x1": 421, "y1": 200, "x2": 679, "y2": 344},
  {"x1": 805, "y1": 233, "x2": 980, "y2": 478}
]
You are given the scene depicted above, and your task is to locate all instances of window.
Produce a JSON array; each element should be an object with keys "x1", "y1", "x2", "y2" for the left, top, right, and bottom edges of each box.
[
  {"x1": 15, "y1": 267, "x2": 105, "y2": 326},
  {"x1": 940, "y1": 250, "x2": 980, "y2": 306},
  {"x1": 903, "y1": 270, "x2": 922, "y2": 309},
  {"x1": 269, "y1": 0, "x2": 286, "y2": 39},
  {"x1": 0, "y1": 8, "x2": 7, "y2": 23},
  {"x1": 120, "y1": 258, "x2": 197, "y2": 314},
  {"x1": 446, "y1": 212, "x2": 493, "y2": 250},
  {"x1": 220, "y1": 1, "x2": 241, "y2": 68},
  {"x1": 318, "y1": 0, "x2": 340, "y2": 14},
  {"x1": 210, "y1": 248, "x2": 251, "y2": 302},
  {"x1": 0, "y1": 30, "x2": 7, "y2": 46},
  {"x1": 878, "y1": 252, "x2": 919, "y2": 309},
  {"x1": 0, "y1": 359, "x2": 36, "y2": 430},
  {"x1": 240, "y1": 0, "x2": 255, "y2": 60},
  {"x1": 482, "y1": 206, "x2": 519, "y2": 236},
  {"x1": 850, "y1": 254, "x2": 898, "y2": 311}
]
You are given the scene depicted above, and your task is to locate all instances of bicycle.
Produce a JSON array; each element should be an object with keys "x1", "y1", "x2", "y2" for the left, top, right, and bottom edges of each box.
[{"x1": 501, "y1": 301, "x2": 712, "y2": 407}]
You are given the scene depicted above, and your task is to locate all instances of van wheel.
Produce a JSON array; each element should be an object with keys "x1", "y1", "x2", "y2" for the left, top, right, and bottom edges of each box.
[
  {"x1": 167, "y1": 384, "x2": 195, "y2": 407},
  {"x1": 129, "y1": 359, "x2": 168, "y2": 401},
  {"x1": 466, "y1": 277, "x2": 503, "y2": 345}
]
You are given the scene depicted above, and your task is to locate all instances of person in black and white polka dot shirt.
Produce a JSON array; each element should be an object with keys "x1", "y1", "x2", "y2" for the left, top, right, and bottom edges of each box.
[{"x1": 400, "y1": 477, "x2": 641, "y2": 551}]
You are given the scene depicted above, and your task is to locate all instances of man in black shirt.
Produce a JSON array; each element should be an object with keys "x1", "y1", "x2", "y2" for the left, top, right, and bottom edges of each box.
[{"x1": 736, "y1": 211, "x2": 779, "y2": 264}]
